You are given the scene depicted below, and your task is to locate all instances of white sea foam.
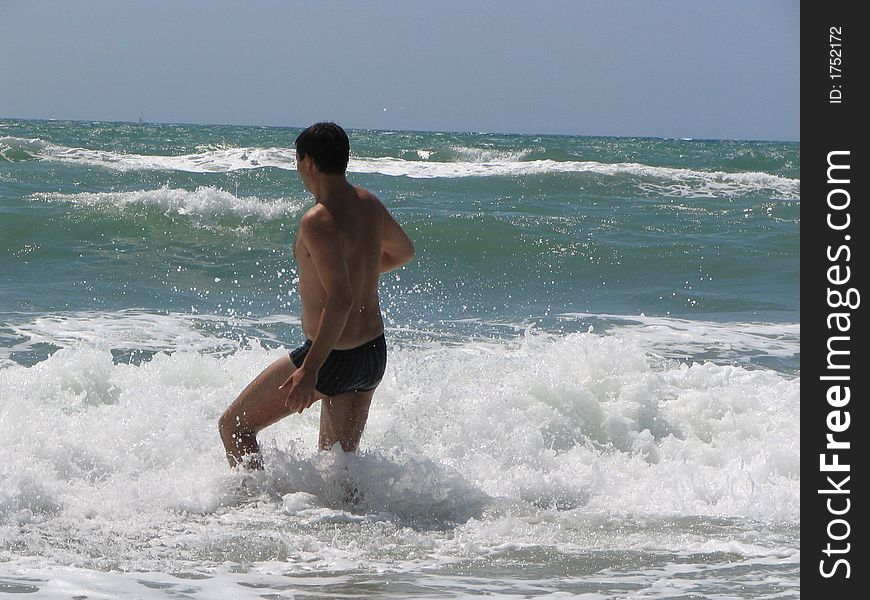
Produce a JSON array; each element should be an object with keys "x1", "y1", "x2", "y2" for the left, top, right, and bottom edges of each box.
[
  {"x1": 377, "y1": 331, "x2": 799, "y2": 519},
  {"x1": 2, "y1": 136, "x2": 297, "y2": 172},
  {"x1": 52, "y1": 139, "x2": 295, "y2": 172},
  {"x1": 0, "y1": 551, "x2": 800, "y2": 600},
  {"x1": 4, "y1": 310, "x2": 300, "y2": 356},
  {"x1": 0, "y1": 136, "x2": 51, "y2": 158},
  {"x1": 348, "y1": 156, "x2": 800, "y2": 198},
  {"x1": 449, "y1": 145, "x2": 533, "y2": 162},
  {"x1": 636, "y1": 173, "x2": 799, "y2": 199},
  {"x1": 0, "y1": 313, "x2": 800, "y2": 596},
  {"x1": 31, "y1": 186, "x2": 304, "y2": 220},
  {"x1": 558, "y1": 313, "x2": 800, "y2": 363},
  {"x1": 2, "y1": 136, "x2": 799, "y2": 197},
  {"x1": 1, "y1": 314, "x2": 799, "y2": 520}
]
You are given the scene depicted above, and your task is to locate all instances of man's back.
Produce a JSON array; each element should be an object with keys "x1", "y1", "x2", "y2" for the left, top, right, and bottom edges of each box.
[{"x1": 295, "y1": 185, "x2": 385, "y2": 348}]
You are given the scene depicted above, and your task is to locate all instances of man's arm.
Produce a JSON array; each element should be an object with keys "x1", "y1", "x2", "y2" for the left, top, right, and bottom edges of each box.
[{"x1": 381, "y1": 207, "x2": 415, "y2": 273}]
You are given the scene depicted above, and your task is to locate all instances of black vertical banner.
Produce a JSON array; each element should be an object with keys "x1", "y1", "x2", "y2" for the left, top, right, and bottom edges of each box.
[{"x1": 802, "y1": 2, "x2": 866, "y2": 596}]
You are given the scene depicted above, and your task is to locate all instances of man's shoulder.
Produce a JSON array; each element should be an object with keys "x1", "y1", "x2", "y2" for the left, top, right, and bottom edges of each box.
[
  {"x1": 353, "y1": 185, "x2": 382, "y2": 205},
  {"x1": 300, "y1": 204, "x2": 336, "y2": 232}
]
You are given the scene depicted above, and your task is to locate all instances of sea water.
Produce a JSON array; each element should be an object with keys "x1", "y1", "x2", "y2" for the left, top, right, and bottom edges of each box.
[{"x1": 1, "y1": 120, "x2": 799, "y2": 598}]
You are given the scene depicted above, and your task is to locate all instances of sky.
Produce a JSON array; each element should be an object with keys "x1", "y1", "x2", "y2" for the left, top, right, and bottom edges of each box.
[{"x1": 0, "y1": 0, "x2": 799, "y2": 141}]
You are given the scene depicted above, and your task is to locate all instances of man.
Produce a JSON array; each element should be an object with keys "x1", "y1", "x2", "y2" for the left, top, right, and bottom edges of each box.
[{"x1": 219, "y1": 122, "x2": 415, "y2": 469}]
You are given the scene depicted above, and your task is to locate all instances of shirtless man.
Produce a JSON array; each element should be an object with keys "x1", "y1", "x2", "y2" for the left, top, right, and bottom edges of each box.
[{"x1": 219, "y1": 122, "x2": 415, "y2": 469}]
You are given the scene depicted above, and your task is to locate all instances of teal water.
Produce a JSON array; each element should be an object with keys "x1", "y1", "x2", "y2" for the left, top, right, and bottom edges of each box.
[
  {"x1": 1, "y1": 120, "x2": 799, "y2": 364},
  {"x1": 0, "y1": 120, "x2": 799, "y2": 598}
]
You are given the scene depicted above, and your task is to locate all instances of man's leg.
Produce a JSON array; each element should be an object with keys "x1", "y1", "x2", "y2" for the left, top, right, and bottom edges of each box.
[
  {"x1": 318, "y1": 389, "x2": 375, "y2": 452},
  {"x1": 219, "y1": 355, "x2": 325, "y2": 468}
]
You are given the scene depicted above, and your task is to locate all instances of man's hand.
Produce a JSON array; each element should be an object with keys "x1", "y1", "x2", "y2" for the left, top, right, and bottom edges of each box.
[{"x1": 279, "y1": 368, "x2": 319, "y2": 414}]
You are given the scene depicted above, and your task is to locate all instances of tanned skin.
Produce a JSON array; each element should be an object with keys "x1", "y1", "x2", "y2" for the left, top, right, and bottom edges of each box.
[{"x1": 218, "y1": 151, "x2": 414, "y2": 469}]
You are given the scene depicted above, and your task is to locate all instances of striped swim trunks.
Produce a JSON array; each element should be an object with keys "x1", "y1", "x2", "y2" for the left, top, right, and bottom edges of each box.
[{"x1": 289, "y1": 333, "x2": 387, "y2": 397}]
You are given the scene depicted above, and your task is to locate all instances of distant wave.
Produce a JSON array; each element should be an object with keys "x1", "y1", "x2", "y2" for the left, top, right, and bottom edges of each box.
[
  {"x1": 2, "y1": 136, "x2": 800, "y2": 198},
  {"x1": 31, "y1": 186, "x2": 304, "y2": 220},
  {"x1": 448, "y1": 145, "x2": 533, "y2": 162},
  {"x1": 350, "y1": 156, "x2": 800, "y2": 198},
  {"x1": 0, "y1": 136, "x2": 52, "y2": 161},
  {"x1": 0, "y1": 136, "x2": 297, "y2": 172}
]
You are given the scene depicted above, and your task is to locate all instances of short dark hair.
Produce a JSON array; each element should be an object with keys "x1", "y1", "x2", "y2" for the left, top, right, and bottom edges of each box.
[{"x1": 294, "y1": 122, "x2": 350, "y2": 174}]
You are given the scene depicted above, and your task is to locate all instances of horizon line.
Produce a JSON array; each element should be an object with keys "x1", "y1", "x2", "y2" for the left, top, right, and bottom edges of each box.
[{"x1": 0, "y1": 115, "x2": 800, "y2": 145}]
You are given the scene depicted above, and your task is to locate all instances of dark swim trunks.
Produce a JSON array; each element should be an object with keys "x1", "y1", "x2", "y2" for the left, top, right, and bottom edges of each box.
[{"x1": 290, "y1": 333, "x2": 387, "y2": 396}]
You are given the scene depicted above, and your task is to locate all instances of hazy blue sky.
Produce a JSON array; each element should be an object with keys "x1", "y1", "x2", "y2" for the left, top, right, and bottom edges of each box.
[{"x1": 0, "y1": 0, "x2": 799, "y2": 140}]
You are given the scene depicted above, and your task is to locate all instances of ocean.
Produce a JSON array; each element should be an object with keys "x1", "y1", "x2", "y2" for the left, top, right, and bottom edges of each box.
[{"x1": 1, "y1": 120, "x2": 799, "y2": 598}]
